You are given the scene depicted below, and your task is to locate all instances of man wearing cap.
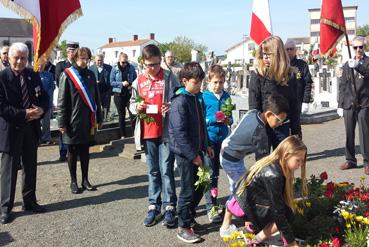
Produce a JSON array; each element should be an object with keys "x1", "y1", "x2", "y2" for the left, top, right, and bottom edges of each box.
[
  {"x1": 0, "y1": 46, "x2": 10, "y2": 71},
  {"x1": 161, "y1": 50, "x2": 182, "y2": 79},
  {"x1": 55, "y1": 41, "x2": 79, "y2": 162},
  {"x1": 0, "y1": 43, "x2": 49, "y2": 224},
  {"x1": 285, "y1": 40, "x2": 313, "y2": 138}
]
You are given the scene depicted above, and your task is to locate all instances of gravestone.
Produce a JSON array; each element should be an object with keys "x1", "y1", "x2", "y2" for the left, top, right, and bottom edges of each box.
[{"x1": 318, "y1": 68, "x2": 331, "y2": 93}]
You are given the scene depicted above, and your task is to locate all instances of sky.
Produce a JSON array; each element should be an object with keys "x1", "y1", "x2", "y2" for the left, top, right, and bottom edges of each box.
[{"x1": 0, "y1": 0, "x2": 368, "y2": 55}]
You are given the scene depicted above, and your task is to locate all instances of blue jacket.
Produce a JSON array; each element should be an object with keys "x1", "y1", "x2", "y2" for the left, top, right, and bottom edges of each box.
[
  {"x1": 110, "y1": 63, "x2": 137, "y2": 94},
  {"x1": 168, "y1": 87, "x2": 209, "y2": 161},
  {"x1": 39, "y1": 71, "x2": 55, "y2": 110},
  {"x1": 203, "y1": 90, "x2": 233, "y2": 145}
]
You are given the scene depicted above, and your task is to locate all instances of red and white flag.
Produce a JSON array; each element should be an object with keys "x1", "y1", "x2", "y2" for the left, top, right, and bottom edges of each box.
[
  {"x1": 250, "y1": 0, "x2": 272, "y2": 45},
  {"x1": 0, "y1": 0, "x2": 82, "y2": 70},
  {"x1": 319, "y1": 0, "x2": 346, "y2": 56},
  {"x1": 312, "y1": 41, "x2": 320, "y2": 62}
]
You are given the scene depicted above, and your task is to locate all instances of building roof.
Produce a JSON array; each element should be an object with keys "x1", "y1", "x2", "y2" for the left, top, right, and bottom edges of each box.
[
  {"x1": 99, "y1": 39, "x2": 153, "y2": 49},
  {"x1": 286, "y1": 37, "x2": 311, "y2": 45},
  {"x1": 0, "y1": 18, "x2": 32, "y2": 37},
  {"x1": 308, "y1": 5, "x2": 358, "y2": 11},
  {"x1": 225, "y1": 37, "x2": 253, "y2": 52}
]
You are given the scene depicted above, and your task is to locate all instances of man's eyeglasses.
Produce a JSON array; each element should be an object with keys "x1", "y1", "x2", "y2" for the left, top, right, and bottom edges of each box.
[
  {"x1": 286, "y1": 48, "x2": 295, "y2": 51},
  {"x1": 353, "y1": 46, "x2": 364, "y2": 50},
  {"x1": 144, "y1": 62, "x2": 161, "y2": 68},
  {"x1": 271, "y1": 112, "x2": 286, "y2": 123},
  {"x1": 1, "y1": 52, "x2": 8, "y2": 55}
]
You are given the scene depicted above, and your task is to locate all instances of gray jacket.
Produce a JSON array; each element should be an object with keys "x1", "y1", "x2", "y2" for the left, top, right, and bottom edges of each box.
[
  {"x1": 221, "y1": 109, "x2": 269, "y2": 161},
  {"x1": 129, "y1": 69, "x2": 180, "y2": 150}
]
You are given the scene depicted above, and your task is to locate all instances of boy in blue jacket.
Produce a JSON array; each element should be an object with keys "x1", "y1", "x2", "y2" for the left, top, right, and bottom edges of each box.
[
  {"x1": 169, "y1": 62, "x2": 214, "y2": 244},
  {"x1": 202, "y1": 64, "x2": 233, "y2": 223}
]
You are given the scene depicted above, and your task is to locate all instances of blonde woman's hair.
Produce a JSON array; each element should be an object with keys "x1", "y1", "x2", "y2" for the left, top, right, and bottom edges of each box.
[
  {"x1": 255, "y1": 36, "x2": 295, "y2": 85},
  {"x1": 236, "y1": 135, "x2": 308, "y2": 210}
]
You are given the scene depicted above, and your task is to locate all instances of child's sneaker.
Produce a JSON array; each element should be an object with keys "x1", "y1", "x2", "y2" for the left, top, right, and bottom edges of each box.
[
  {"x1": 219, "y1": 224, "x2": 237, "y2": 238},
  {"x1": 162, "y1": 205, "x2": 176, "y2": 227},
  {"x1": 207, "y1": 206, "x2": 223, "y2": 223},
  {"x1": 177, "y1": 227, "x2": 201, "y2": 243},
  {"x1": 143, "y1": 205, "x2": 162, "y2": 227}
]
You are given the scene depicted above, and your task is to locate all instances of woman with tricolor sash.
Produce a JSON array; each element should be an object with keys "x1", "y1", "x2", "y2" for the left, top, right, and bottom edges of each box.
[{"x1": 57, "y1": 47, "x2": 102, "y2": 194}]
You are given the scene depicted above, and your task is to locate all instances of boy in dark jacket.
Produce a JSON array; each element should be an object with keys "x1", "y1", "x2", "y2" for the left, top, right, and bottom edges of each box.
[{"x1": 168, "y1": 62, "x2": 214, "y2": 244}]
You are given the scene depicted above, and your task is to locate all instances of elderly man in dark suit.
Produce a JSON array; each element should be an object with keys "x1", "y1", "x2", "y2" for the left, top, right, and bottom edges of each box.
[
  {"x1": 55, "y1": 41, "x2": 79, "y2": 162},
  {"x1": 0, "y1": 42, "x2": 49, "y2": 224},
  {"x1": 89, "y1": 54, "x2": 112, "y2": 121},
  {"x1": 338, "y1": 36, "x2": 369, "y2": 175}
]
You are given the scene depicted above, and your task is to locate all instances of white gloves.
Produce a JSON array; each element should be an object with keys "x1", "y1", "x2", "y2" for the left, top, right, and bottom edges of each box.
[
  {"x1": 348, "y1": 59, "x2": 359, "y2": 68},
  {"x1": 301, "y1": 103, "x2": 309, "y2": 114},
  {"x1": 337, "y1": 108, "x2": 344, "y2": 117}
]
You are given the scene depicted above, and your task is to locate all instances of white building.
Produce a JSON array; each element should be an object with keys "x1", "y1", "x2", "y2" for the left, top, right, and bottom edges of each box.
[
  {"x1": 96, "y1": 33, "x2": 159, "y2": 66},
  {"x1": 224, "y1": 36, "x2": 256, "y2": 66}
]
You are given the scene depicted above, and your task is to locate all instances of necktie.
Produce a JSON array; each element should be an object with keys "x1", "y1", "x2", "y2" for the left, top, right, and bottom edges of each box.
[{"x1": 20, "y1": 74, "x2": 30, "y2": 108}]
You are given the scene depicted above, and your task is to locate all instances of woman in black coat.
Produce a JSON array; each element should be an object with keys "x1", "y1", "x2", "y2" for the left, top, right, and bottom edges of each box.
[
  {"x1": 58, "y1": 47, "x2": 102, "y2": 194},
  {"x1": 248, "y1": 36, "x2": 300, "y2": 149}
]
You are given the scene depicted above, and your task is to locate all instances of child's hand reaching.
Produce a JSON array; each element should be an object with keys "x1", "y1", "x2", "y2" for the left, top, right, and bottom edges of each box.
[{"x1": 207, "y1": 147, "x2": 214, "y2": 158}]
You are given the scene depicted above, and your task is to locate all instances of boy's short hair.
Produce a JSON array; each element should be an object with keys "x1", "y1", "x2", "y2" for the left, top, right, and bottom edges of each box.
[
  {"x1": 142, "y1": 44, "x2": 161, "y2": 60},
  {"x1": 263, "y1": 92, "x2": 290, "y2": 114},
  {"x1": 179, "y1": 62, "x2": 205, "y2": 81},
  {"x1": 208, "y1": 64, "x2": 226, "y2": 80}
]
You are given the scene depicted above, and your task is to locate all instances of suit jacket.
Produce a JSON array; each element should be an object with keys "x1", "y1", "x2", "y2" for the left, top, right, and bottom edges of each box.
[
  {"x1": 55, "y1": 60, "x2": 72, "y2": 87},
  {"x1": 338, "y1": 55, "x2": 369, "y2": 109},
  {"x1": 0, "y1": 67, "x2": 49, "y2": 153},
  {"x1": 89, "y1": 63, "x2": 112, "y2": 93},
  {"x1": 0, "y1": 60, "x2": 9, "y2": 71}
]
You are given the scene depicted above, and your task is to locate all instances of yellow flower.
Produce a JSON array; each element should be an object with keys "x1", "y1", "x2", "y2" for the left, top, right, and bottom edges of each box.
[
  {"x1": 341, "y1": 210, "x2": 349, "y2": 220},
  {"x1": 348, "y1": 213, "x2": 354, "y2": 220},
  {"x1": 363, "y1": 217, "x2": 369, "y2": 225},
  {"x1": 346, "y1": 223, "x2": 351, "y2": 229},
  {"x1": 297, "y1": 207, "x2": 304, "y2": 215},
  {"x1": 223, "y1": 237, "x2": 229, "y2": 243},
  {"x1": 306, "y1": 201, "x2": 311, "y2": 208},
  {"x1": 244, "y1": 233, "x2": 256, "y2": 239},
  {"x1": 356, "y1": 216, "x2": 364, "y2": 223}
]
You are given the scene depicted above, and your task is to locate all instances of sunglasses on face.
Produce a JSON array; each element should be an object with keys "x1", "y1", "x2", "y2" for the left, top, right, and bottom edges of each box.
[
  {"x1": 271, "y1": 112, "x2": 286, "y2": 123},
  {"x1": 120, "y1": 61, "x2": 128, "y2": 65},
  {"x1": 286, "y1": 48, "x2": 295, "y2": 51},
  {"x1": 353, "y1": 46, "x2": 364, "y2": 50}
]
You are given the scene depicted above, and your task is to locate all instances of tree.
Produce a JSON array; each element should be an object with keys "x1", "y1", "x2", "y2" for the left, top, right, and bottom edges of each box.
[
  {"x1": 56, "y1": 40, "x2": 67, "y2": 59},
  {"x1": 158, "y1": 36, "x2": 207, "y2": 63},
  {"x1": 357, "y1": 25, "x2": 369, "y2": 37}
]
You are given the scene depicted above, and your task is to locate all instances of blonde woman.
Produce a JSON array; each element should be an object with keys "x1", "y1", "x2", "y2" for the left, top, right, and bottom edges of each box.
[
  {"x1": 220, "y1": 135, "x2": 307, "y2": 246},
  {"x1": 248, "y1": 36, "x2": 300, "y2": 149}
]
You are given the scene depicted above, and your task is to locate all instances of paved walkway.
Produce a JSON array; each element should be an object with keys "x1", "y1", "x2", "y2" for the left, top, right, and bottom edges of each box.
[{"x1": 0, "y1": 118, "x2": 368, "y2": 246}]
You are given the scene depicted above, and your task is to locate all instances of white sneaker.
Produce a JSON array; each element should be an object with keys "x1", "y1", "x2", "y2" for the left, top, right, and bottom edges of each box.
[{"x1": 219, "y1": 224, "x2": 237, "y2": 238}]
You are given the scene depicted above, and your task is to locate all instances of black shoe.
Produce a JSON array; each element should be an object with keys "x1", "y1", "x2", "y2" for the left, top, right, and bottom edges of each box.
[
  {"x1": 22, "y1": 202, "x2": 46, "y2": 213},
  {"x1": 70, "y1": 182, "x2": 82, "y2": 194},
  {"x1": 0, "y1": 213, "x2": 11, "y2": 224},
  {"x1": 81, "y1": 180, "x2": 97, "y2": 191},
  {"x1": 59, "y1": 156, "x2": 67, "y2": 162}
]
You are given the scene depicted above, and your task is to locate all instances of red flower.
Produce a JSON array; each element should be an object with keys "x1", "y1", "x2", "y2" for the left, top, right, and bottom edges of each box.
[
  {"x1": 324, "y1": 190, "x2": 334, "y2": 198},
  {"x1": 326, "y1": 182, "x2": 335, "y2": 191},
  {"x1": 331, "y1": 237, "x2": 341, "y2": 247},
  {"x1": 364, "y1": 212, "x2": 369, "y2": 217},
  {"x1": 320, "y1": 171, "x2": 328, "y2": 180},
  {"x1": 215, "y1": 111, "x2": 225, "y2": 122}
]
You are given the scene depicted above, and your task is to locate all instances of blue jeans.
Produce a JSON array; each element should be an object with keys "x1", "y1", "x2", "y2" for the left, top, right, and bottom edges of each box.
[
  {"x1": 144, "y1": 139, "x2": 176, "y2": 211},
  {"x1": 59, "y1": 134, "x2": 67, "y2": 158},
  {"x1": 220, "y1": 155, "x2": 246, "y2": 195},
  {"x1": 175, "y1": 154, "x2": 204, "y2": 228},
  {"x1": 205, "y1": 142, "x2": 221, "y2": 211}
]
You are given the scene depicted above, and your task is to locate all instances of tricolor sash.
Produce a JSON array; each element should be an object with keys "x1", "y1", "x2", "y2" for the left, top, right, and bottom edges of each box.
[{"x1": 65, "y1": 67, "x2": 97, "y2": 134}]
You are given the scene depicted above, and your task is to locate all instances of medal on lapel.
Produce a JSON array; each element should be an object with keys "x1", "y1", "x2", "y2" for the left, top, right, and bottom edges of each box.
[
  {"x1": 35, "y1": 86, "x2": 41, "y2": 97},
  {"x1": 296, "y1": 71, "x2": 302, "y2": 80}
]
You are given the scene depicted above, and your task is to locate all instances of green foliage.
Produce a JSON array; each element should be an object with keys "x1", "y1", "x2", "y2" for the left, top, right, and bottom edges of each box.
[
  {"x1": 135, "y1": 95, "x2": 156, "y2": 124},
  {"x1": 357, "y1": 24, "x2": 369, "y2": 37},
  {"x1": 194, "y1": 166, "x2": 211, "y2": 192},
  {"x1": 158, "y1": 36, "x2": 207, "y2": 63},
  {"x1": 220, "y1": 98, "x2": 235, "y2": 117},
  {"x1": 344, "y1": 224, "x2": 368, "y2": 247},
  {"x1": 57, "y1": 40, "x2": 67, "y2": 59}
]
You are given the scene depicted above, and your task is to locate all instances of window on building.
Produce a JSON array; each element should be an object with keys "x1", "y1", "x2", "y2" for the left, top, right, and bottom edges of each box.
[
  {"x1": 347, "y1": 29, "x2": 356, "y2": 35},
  {"x1": 248, "y1": 43, "x2": 255, "y2": 51},
  {"x1": 311, "y1": 31, "x2": 320, "y2": 37},
  {"x1": 345, "y1": 17, "x2": 355, "y2": 22},
  {"x1": 310, "y1": 19, "x2": 320, "y2": 24},
  {"x1": 132, "y1": 50, "x2": 136, "y2": 57}
]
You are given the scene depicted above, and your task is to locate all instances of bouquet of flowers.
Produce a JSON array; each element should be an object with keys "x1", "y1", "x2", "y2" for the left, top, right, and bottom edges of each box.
[
  {"x1": 216, "y1": 98, "x2": 235, "y2": 123},
  {"x1": 135, "y1": 95, "x2": 156, "y2": 124}
]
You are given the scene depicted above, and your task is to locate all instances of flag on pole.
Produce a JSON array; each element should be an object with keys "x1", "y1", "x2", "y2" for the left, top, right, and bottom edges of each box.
[
  {"x1": 250, "y1": 0, "x2": 272, "y2": 45},
  {"x1": 312, "y1": 39, "x2": 320, "y2": 63},
  {"x1": 0, "y1": 0, "x2": 82, "y2": 70},
  {"x1": 319, "y1": 0, "x2": 346, "y2": 56}
]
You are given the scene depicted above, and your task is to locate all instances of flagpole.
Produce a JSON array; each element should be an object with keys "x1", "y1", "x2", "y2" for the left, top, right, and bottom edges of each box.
[{"x1": 344, "y1": 33, "x2": 359, "y2": 107}]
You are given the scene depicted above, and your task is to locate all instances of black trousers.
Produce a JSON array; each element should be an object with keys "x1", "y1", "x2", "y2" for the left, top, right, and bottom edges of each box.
[
  {"x1": 0, "y1": 123, "x2": 38, "y2": 213},
  {"x1": 343, "y1": 107, "x2": 369, "y2": 166},
  {"x1": 114, "y1": 94, "x2": 130, "y2": 137},
  {"x1": 67, "y1": 144, "x2": 90, "y2": 183}
]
